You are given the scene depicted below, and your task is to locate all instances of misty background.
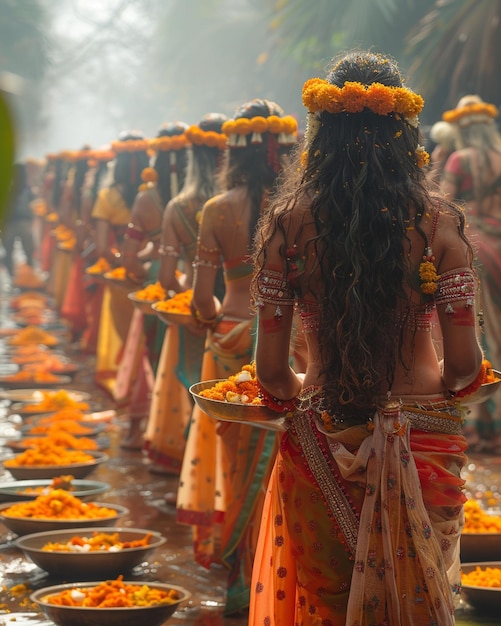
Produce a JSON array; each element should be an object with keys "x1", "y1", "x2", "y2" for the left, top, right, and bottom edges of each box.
[{"x1": 2, "y1": 0, "x2": 500, "y2": 159}]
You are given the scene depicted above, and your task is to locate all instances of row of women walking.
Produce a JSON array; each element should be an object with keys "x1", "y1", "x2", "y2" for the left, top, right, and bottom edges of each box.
[
  {"x1": 19, "y1": 98, "x2": 300, "y2": 618},
  {"x1": 6, "y1": 48, "x2": 500, "y2": 624}
]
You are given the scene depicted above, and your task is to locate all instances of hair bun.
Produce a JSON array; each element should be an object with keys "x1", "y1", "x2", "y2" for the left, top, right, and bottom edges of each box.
[
  {"x1": 233, "y1": 99, "x2": 284, "y2": 121},
  {"x1": 157, "y1": 121, "x2": 189, "y2": 138},
  {"x1": 198, "y1": 113, "x2": 228, "y2": 133}
]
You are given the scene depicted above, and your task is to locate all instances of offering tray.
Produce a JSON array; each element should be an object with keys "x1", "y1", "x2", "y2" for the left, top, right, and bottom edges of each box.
[{"x1": 190, "y1": 380, "x2": 287, "y2": 432}]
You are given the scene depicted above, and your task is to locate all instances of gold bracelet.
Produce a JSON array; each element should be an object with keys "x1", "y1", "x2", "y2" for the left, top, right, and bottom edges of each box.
[{"x1": 191, "y1": 305, "x2": 223, "y2": 327}]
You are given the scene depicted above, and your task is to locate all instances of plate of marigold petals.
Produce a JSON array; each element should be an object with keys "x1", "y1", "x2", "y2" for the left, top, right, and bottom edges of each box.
[
  {"x1": 0, "y1": 477, "x2": 110, "y2": 502},
  {"x1": 16, "y1": 527, "x2": 166, "y2": 579},
  {"x1": 460, "y1": 562, "x2": 501, "y2": 613},
  {"x1": 3, "y1": 446, "x2": 109, "y2": 480},
  {"x1": 0, "y1": 371, "x2": 72, "y2": 389},
  {"x1": 128, "y1": 282, "x2": 167, "y2": 316},
  {"x1": 190, "y1": 364, "x2": 288, "y2": 432},
  {"x1": 0, "y1": 489, "x2": 127, "y2": 536},
  {"x1": 6, "y1": 325, "x2": 59, "y2": 347},
  {"x1": 30, "y1": 576, "x2": 190, "y2": 626}
]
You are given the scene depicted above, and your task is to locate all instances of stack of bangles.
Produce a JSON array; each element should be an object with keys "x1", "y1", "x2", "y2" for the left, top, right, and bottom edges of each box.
[
  {"x1": 257, "y1": 381, "x2": 297, "y2": 413},
  {"x1": 190, "y1": 302, "x2": 223, "y2": 329},
  {"x1": 448, "y1": 359, "x2": 491, "y2": 399}
]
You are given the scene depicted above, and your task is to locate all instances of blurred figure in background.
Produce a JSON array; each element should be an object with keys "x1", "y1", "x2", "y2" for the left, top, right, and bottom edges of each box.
[
  {"x1": 1, "y1": 162, "x2": 35, "y2": 279},
  {"x1": 91, "y1": 131, "x2": 149, "y2": 396},
  {"x1": 78, "y1": 146, "x2": 116, "y2": 354},
  {"x1": 59, "y1": 146, "x2": 93, "y2": 338},
  {"x1": 426, "y1": 119, "x2": 456, "y2": 185},
  {"x1": 143, "y1": 113, "x2": 227, "y2": 474},
  {"x1": 176, "y1": 99, "x2": 297, "y2": 615},
  {"x1": 441, "y1": 95, "x2": 501, "y2": 452},
  {"x1": 117, "y1": 121, "x2": 190, "y2": 449}
]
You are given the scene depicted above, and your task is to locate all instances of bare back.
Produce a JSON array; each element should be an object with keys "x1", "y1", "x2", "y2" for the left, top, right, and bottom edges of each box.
[{"x1": 194, "y1": 185, "x2": 256, "y2": 320}]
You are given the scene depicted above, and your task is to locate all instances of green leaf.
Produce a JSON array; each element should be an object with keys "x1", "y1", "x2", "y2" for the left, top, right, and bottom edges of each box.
[{"x1": 0, "y1": 92, "x2": 15, "y2": 227}]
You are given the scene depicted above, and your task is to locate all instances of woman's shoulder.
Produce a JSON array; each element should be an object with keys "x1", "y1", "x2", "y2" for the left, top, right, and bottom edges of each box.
[
  {"x1": 425, "y1": 197, "x2": 471, "y2": 268},
  {"x1": 202, "y1": 188, "x2": 244, "y2": 214}
]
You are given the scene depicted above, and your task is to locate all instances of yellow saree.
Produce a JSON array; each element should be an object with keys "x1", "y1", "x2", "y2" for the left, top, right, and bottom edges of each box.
[{"x1": 177, "y1": 317, "x2": 278, "y2": 614}]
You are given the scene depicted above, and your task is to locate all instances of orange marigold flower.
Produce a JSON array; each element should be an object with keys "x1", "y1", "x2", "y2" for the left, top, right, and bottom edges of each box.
[
  {"x1": 366, "y1": 83, "x2": 394, "y2": 115},
  {"x1": 341, "y1": 82, "x2": 367, "y2": 113},
  {"x1": 250, "y1": 116, "x2": 268, "y2": 134}
]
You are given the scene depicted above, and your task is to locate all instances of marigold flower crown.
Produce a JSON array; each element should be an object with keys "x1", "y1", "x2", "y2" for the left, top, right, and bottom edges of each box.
[
  {"x1": 442, "y1": 102, "x2": 499, "y2": 127},
  {"x1": 301, "y1": 78, "x2": 429, "y2": 168},
  {"x1": 148, "y1": 134, "x2": 190, "y2": 152},
  {"x1": 221, "y1": 115, "x2": 298, "y2": 147},
  {"x1": 185, "y1": 125, "x2": 227, "y2": 150},
  {"x1": 302, "y1": 78, "x2": 424, "y2": 125},
  {"x1": 111, "y1": 139, "x2": 149, "y2": 153},
  {"x1": 89, "y1": 148, "x2": 115, "y2": 163}
]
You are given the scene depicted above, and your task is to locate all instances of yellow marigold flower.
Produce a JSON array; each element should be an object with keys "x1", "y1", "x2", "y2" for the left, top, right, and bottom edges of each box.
[
  {"x1": 250, "y1": 116, "x2": 268, "y2": 134},
  {"x1": 366, "y1": 83, "x2": 394, "y2": 115},
  {"x1": 222, "y1": 120, "x2": 236, "y2": 135},
  {"x1": 282, "y1": 116, "x2": 298, "y2": 134},
  {"x1": 419, "y1": 261, "x2": 437, "y2": 282},
  {"x1": 421, "y1": 282, "x2": 438, "y2": 295},
  {"x1": 141, "y1": 167, "x2": 158, "y2": 183},
  {"x1": 234, "y1": 118, "x2": 252, "y2": 135},
  {"x1": 342, "y1": 82, "x2": 367, "y2": 113},
  {"x1": 267, "y1": 115, "x2": 282, "y2": 134}
]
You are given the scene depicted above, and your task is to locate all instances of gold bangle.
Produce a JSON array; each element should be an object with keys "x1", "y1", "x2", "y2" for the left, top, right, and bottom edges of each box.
[{"x1": 191, "y1": 304, "x2": 222, "y2": 327}]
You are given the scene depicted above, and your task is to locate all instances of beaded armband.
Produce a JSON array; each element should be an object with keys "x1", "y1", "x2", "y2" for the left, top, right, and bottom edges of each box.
[
  {"x1": 299, "y1": 303, "x2": 320, "y2": 334},
  {"x1": 435, "y1": 268, "x2": 476, "y2": 316},
  {"x1": 253, "y1": 268, "x2": 296, "y2": 320},
  {"x1": 158, "y1": 244, "x2": 180, "y2": 258},
  {"x1": 126, "y1": 223, "x2": 146, "y2": 242},
  {"x1": 253, "y1": 269, "x2": 295, "y2": 307}
]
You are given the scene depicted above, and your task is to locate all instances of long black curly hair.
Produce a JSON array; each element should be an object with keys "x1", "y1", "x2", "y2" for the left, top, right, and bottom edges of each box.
[{"x1": 254, "y1": 51, "x2": 470, "y2": 421}]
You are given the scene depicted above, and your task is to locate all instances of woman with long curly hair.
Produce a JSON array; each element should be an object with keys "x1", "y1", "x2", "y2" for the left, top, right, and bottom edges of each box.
[{"x1": 250, "y1": 51, "x2": 484, "y2": 624}]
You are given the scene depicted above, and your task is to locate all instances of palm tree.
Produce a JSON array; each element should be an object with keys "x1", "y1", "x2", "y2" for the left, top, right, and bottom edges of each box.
[
  {"x1": 407, "y1": 0, "x2": 501, "y2": 123},
  {"x1": 267, "y1": 0, "x2": 436, "y2": 70}
]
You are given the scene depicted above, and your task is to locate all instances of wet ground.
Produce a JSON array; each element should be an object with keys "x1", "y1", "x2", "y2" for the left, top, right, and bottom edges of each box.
[{"x1": 0, "y1": 270, "x2": 499, "y2": 625}]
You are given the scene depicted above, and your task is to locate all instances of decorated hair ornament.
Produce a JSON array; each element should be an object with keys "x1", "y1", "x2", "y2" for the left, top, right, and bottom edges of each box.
[
  {"x1": 111, "y1": 138, "x2": 149, "y2": 153},
  {"x1": 73, "y1": 146, "x2": 92, "y2": 161},
  {"x1": 148, "y1": 134, "x2": 190, "y2": 152},
  {"x1": 302, "y1": 78, "x2": 424, "y2": 127},
  {"x1": 222, "y1": 115, "x2": 298, "y2": 148},
  {"x1": 419, "y1": 247, "x2": 439, "y2": 297},
  {"x1": 442, "y1": 102, "x2": 498, "y2": 126},
  {"x1": 415, "y1": 145, "x2": 430, "y2": 168},
  {"x1": 59, "y1": 149, "x2": 77, "y2": 161},
  {"x1": 185, "y1": 125, "x2": 227, "y2": 150},
  {"x1": 88, "y1": 147, "x2": 115, "y2": 165},
  {"x1": 138, "y1": 166, "x2": 158, "y2": 191}
]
